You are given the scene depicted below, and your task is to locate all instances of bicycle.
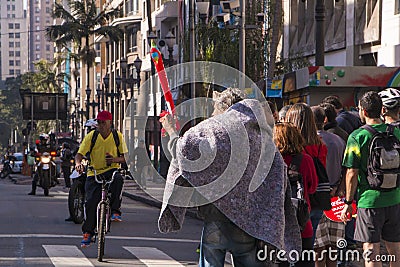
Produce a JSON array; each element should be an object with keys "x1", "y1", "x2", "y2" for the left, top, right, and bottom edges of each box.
[{"x1": 90, "y1": 166, "x2": 125, "y2": 262}]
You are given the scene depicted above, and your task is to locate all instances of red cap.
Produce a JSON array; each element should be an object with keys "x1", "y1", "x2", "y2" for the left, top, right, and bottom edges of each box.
[{"x1": 96, "y1": 110, "x2": 112, "y2": 121}]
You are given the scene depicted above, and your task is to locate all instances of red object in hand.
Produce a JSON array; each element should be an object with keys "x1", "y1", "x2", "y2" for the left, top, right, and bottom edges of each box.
[
  {"x1": 324, "y1": 196, "x2": 357, "y2": 222},
  {"x1": 150, "y1": 41, "x2": 175, "y2": 115}
]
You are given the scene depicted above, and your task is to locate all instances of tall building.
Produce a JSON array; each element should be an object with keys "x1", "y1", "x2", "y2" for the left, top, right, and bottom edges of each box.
[
  {"x1": 0, "y1": 0, "x2": 29, "y2": 81},
  {"x1": 28, "y1": 0, "x2": 54, "y2": 70}
]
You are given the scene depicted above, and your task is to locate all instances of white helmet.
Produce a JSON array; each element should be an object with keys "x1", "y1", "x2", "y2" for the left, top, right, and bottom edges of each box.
[
  {"x1": 84, "y1": 119, "x2": 98, "y2": 129},
  {"x1": 378, "y1": 88, "x2": 400, "y2": 109}
]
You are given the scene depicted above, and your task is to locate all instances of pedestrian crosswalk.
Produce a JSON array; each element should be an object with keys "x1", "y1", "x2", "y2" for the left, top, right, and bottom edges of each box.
[
  {"x1": 34, "y1": 245, "x2": 233, "y2": 266},
  {"x1": 39, "y1": 245, "x2": 196, "y2": 266}
]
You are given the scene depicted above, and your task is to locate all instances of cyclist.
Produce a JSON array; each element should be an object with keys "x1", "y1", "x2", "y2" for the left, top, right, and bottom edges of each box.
[
  {"x1": 378, "y1": 88, "x2": 400, "y2": 125},
  {"x1": 75, "y1": 111, "x2": 128, "y2": 247}
]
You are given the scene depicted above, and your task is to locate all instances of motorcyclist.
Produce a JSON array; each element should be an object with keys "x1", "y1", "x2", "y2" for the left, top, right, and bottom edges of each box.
[{"x1": 28, "y1": 134, "x2": 58, "y2": 195}]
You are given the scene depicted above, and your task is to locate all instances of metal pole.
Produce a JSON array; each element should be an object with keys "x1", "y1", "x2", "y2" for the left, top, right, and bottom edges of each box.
[
  {"x1": 30, "y1": 94, "x2": 34, "y2": 147},
  {"x1": 239, "y1": 0, "x2": 246, "y2": 89},
  {"x1": 189, "y1": 0, "x2": 196, "y2": 126},
  {"x1": 315, "y1": 0, "x2": 325, "y2": 66}
]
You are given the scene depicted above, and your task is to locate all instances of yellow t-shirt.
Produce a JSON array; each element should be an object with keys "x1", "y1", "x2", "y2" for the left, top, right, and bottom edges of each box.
[{"x1": 78, "y1": 130, "x2": 128, "y2": 176}]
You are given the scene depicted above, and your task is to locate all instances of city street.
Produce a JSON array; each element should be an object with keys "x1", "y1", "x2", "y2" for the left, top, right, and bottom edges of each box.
[{"x1": 0, "y1": 176, "x2": 213, "y2": 266}]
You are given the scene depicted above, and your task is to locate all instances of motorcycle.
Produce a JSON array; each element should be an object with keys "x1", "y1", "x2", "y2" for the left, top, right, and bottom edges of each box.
[
  {"x1": 1, "y1": 155, "x2": 16, "y2": 179},
  {"x1": 35, "y1": 151, "x2": 57, "y2": 196},
  {"x1": 68, "y1": 169, "x2": 86, "y2": 224}
]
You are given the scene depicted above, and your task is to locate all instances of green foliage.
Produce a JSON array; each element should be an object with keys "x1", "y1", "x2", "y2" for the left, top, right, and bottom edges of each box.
[
  {"x1": 21, "y1": 60, "x2": 68, "y2": 93},
  {"x1": 0, "y1": 78, "x2": 24, "y2": 152},
  {"x1": 275, "y1": 51, "x2": 312, "y2": 76},
  {"x1": 46, "y1": 0, "x2": 123, "y2": 67}
]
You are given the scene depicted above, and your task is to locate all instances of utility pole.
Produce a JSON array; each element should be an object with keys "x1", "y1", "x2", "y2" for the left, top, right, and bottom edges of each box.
[
  {"x1": 189, "y1": 0, "x2": 196, "y2": 125},
  {"x1": 315, "y1": 0, "x2": 325, "y2": 66},
  {"x1": 146, "y1": 0, "x2": 159, "y2": 172},
  {"x1": 239, "y1": 0, "x2": 246, "y2": 89}
]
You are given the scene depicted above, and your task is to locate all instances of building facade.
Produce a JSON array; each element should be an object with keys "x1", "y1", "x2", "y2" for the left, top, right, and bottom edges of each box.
[{"x1": 0, "y1": 0, "x2": 29, "y2": 81}]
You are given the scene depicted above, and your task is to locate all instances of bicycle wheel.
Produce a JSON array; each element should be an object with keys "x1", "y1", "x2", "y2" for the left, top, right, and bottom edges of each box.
[
  {"x1": 97, "y1": 202, "x2": 107, "y2": 262},
  {"x1": 68, "y1": 181, "x2": 85, "y2": 224}
]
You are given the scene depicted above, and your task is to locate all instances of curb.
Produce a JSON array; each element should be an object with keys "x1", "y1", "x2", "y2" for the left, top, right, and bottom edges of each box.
[{"x1": 122, "y1": 191, "x2": 200, "y2": 220}]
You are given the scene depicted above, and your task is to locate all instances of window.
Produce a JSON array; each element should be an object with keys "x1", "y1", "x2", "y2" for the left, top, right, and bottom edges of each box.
[
  {"x1": 9, "y1": 60, "x2": 14, "y2": 66},
  {"x1": 46, "y1": 7, "x2": 51, "y2": 13},
  {"x1": 46, "y1": 45, "x2": 50, "y2": 51},
  {"x1": 396, "y1": 0, "x2": 400, "y2": 15},
  {"x1": 16, "y1": 51, "x2": 20, "y2": 57},
  {"x1": 16, "y1": 70, "x2": 21, "y2": 75},
  {"x1": 9, "y1": 69, "x2": 15, "y2": 75},
  {"x1": 15, "y1": 42, "x2": 20, "y2": 47},
  {"x1": 15, "y1": 23, "x2": 20, "y2": 29},
  {"x1": 7, "y1": 5, "x2": 10, "y2": 11},
  {"x1": 8, "y1": 23, "x2": 13, "y2": 29},
  {"x1": 35, "y1": 54, "x2": 40, "y2": 60},
  {"x1": 9, "y1": 42, "x2": 14, "y2": 47},
  {"x1": 9, "y1": 51, "x2": 14, "y2": 57},
  {"x1": 9, "y1": 33, "x2": 14, "y2": 38},
  {"x1": 15, "y1": 33, "x2": 20, "y2": 38},
  {"x1": 35, "y1": 7, "x2": 40, "y2": 13},
  {"x1": 12, "y1": 14, "x2": 15, "y2": 18},
  {"x1": 12, "y1": 5, "x2": 15, "y2": 11},
  {"x1": 16, "y1": 60, "x2": 20, "y2": 66},
  {"x1": 36, "y1": 26, "x2": 40, "y2": 31},
  {"x1": 36, "y1": 44, "x2": 40, "y2": 51},
  {"x1": 35, "y1": 17, "x2": 40, "y2": 22},
  {"x1": 36, "y1": 35, "x2": 40, "y2": 40}
]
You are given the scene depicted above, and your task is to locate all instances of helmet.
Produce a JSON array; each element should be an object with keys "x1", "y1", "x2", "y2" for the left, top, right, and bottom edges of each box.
[
  {"x1": 39, "y1": 133, "x2": 49, "y2": 140},
  {"x1": 378, "y1": 88, "x2": 400, "y2": 109},
  {"x1": 84, "y1": 119, "x2": 98, "y2": 129}
]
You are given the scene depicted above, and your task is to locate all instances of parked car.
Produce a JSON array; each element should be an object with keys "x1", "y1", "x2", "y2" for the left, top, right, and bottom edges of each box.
[{"x1": 12, "y1": 153, "x2": 23, "y2": 173}]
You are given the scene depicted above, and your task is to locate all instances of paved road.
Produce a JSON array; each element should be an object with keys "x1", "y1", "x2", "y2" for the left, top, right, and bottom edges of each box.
[{"x1": 0, "y1": 176, "x2": 214, "y2": 266}]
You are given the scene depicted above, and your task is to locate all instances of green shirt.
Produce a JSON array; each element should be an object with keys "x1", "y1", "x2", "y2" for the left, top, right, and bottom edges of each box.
[{"x1": 342, "y1": 124, "x2": 400, "y2": 208}]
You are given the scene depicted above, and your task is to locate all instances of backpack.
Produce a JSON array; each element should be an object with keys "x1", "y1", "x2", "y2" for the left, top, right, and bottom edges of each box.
[
  {"x1": 362, "y1": 124, "x2": 400, "y2": 191},
  {"x1": 87, "y1": 129, "x2": 128, "y2": 170},
  {"x1": 288, "y1": 153, "x2": 310, "y2": 231},
  {"x1": 305, "y1": 146, "x2": 332, "y2": 211}
]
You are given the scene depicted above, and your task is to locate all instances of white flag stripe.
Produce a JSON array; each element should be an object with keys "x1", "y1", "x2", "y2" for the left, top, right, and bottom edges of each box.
[
  {"x1": 124, "y1": 246, "x2": 185, "y2": 267},
  {"x1": 42, "y1": 245, "x2": 94, "y2": 267}
]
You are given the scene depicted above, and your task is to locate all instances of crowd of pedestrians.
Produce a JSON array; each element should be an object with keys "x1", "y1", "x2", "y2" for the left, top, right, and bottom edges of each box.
[{"x1": 158, "y1": 88, "x2": 400, "y2": 267}]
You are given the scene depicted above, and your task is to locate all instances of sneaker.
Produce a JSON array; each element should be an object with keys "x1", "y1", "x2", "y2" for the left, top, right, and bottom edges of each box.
[
  {"x1": 28, "y1": 191, "x2": 35, "y2": 195},
  {"x1": 80, "y1": 233, "x2": 95, "y2": 247},
  {"x1": 111, "y1": 213, "x2": 122, "y2": 222}
]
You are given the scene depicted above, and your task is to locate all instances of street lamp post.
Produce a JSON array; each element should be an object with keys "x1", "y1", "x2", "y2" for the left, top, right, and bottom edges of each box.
[
  {"x1": 103, "y1": 73, "x2": 109, "y2": 111},
  {"x1": 85, "y1": 87, "x2": 91, "y2": 120},
  {"x1": 165, "y1": 30, "x2": 175, "y2": 67},
  {"x1": 148, "y1": 32, "x2": 159, "y2": 172},
  {"x1": 114, "y1": 75, "x2": 122, "y2": 130},
  {"x1": 96, "y1": 85, "x2": 102, "y2": 113},
  {"x1": 133, "y1": 55, "x2": 142, "y2": 95}
]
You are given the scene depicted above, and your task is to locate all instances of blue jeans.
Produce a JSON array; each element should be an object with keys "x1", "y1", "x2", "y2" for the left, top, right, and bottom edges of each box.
[
  {"x1": 310, "y1": 209, "x2": 323, "y2": 246},
  {"x1": 199, "y1": 221, "x2": 266, "y2": 267}
]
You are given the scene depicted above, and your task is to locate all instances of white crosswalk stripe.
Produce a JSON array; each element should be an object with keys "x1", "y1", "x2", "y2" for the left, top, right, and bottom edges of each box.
[
  {"x1": 42, "y1": 245, "x2": 94, "y2": 267},
  {"x1": 38, "y1": 244, "x2": 232, "y2": 266},
  {"x1": 124, "y1": 246, "x2": 185, "y2": 267}
]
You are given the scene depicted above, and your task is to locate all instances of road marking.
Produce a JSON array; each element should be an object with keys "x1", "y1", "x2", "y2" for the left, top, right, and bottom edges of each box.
[
  {"x1": 42, "y1": 245, "x2": 94, "y2": 267},
  {"x1": 124, "y1": 246, "x2": 185, "y2": 267},
  {"x1": 0, "y1": 234, "x2": 198, "y2": 243}
]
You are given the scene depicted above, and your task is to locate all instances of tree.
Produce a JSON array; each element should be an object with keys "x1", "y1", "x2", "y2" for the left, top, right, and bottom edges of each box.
[{"x1": 45, "y1": 0, "x2": 123, "y2": 104}]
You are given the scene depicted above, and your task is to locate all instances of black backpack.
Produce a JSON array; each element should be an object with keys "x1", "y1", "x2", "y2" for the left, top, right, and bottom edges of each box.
[
  {"x1": 87, "y1": 129, "x2": 128, "y2": 170},
  {"x1": 288, "y1": 153, "x2": 310, "y2": 231},
  {"x1": 362, "y1": 124, "x2": 400, "y2": 191},
  {"x1": 305, "y1": 146, "x2": 332, "y2": 211}
]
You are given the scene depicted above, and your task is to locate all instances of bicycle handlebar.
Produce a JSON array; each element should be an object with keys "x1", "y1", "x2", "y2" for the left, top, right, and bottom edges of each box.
[{"x1": 87, "y1": 166, "x2": 125, "y2": 184}]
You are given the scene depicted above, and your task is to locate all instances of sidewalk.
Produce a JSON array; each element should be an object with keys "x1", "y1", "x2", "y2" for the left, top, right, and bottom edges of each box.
[{"x1": 8, "y1": 173, "x2": 199, "y2": 219}]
